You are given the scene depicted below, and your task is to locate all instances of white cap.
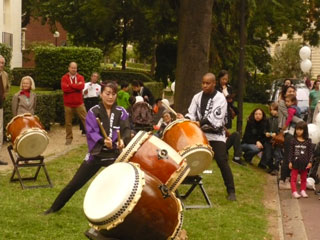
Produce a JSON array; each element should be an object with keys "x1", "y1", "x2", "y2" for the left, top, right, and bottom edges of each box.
[{"x1": 161, "y1": 98, "x2": 170, "y2": 107}]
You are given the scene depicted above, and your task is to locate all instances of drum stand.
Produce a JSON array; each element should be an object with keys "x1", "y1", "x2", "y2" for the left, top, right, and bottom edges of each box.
[
  {"x1": 7, "y1": 145, "x2": 53, "y2": 189},
  {"x1": 84, "y1": 228, "x2": 120, "y2": 240},
  {"x1": 175, "y1": 175, "x2": 212, "y2": 209}
]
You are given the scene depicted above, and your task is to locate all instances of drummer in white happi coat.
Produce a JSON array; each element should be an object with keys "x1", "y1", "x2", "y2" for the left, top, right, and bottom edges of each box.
[{"x1": 177, "y1": 72, "x2": 236, "y2": 201}]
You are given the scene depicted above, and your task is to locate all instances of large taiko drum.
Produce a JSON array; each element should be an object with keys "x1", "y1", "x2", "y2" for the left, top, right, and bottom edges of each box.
[
  {"x1": 6, "y1": 113, "x2": 49, "y2": 158},
  {"x1": 115, "y1": 131, "x2": 190, "y2": 192},
  {"x1": 83, "y1": 162, "x2": 183, "y2": 240},
  {"x1": 162, "y1": 119, "x2": 214, "y2": 176}
]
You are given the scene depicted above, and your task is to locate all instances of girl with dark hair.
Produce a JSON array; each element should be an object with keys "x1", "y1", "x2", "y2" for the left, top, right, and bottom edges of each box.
[
  {"x1": 289, "y1": 122, "x2": 313, "y2": 198},
  {"x1": 241, "y1": 108, "x2": 268, "y2": 165},
  {"x1": 44, "y1": 81, "x2": 131, "y2": 214}
]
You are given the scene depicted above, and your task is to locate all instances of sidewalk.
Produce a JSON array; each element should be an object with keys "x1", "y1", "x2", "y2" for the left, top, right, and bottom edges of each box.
[{"x1": 0, "y1": 123, "x2": 87, "y2": 172}]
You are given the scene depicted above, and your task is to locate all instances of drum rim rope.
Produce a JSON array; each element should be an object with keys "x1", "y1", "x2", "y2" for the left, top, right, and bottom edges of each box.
[
  {"x1": 179, "y1": 143, "x2": 214, "y2": 157},
  {"x1": 165, "y1": 161, "x2": 190, "y2": 192},
  {"x1": 170, "y1": 199, "x2": 184, "y2": 240},
  {"x1": 86, "y1": 163, "x2": 145, "y2": 231}
]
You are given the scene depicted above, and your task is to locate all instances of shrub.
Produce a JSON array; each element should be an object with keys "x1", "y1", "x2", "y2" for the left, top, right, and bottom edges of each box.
[
  {"x1": 0, "y1": 43, "x2": 12, "y2": 70},
  {"x1": 100, "y1": 69, "x2": 153, "y2": 85},
  {"x1": 12, "y1": 68, "x2": 36, "y2": 86},
  {"x1": 34, "y1": 46, "x2": 103, "y2": 89},
  {"x1": 244, "y1": 74, "x2": 273, "y2": 104},
  {"x1": 143, "y1": 82, "x2": 164, "y2": 100}
]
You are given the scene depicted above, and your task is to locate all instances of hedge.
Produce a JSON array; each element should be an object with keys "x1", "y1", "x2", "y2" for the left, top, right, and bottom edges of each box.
[
  {"x1": 12, "y1": 68, "x2": 36, "y2": 86},
  {"x1": 244, "y1": 74, "x2": 273, "y2": 104},
  {"x1": 100, "y1": 69, "x2": 153, "y2": 85},
  {"x1": 34, "y1": 46, "x2": 103, "y2": 89}
]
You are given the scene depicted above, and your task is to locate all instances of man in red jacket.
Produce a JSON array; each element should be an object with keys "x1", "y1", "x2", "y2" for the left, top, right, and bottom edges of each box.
[{"x1": 61, "y1": 62, "x2": 87, "y2": 145}]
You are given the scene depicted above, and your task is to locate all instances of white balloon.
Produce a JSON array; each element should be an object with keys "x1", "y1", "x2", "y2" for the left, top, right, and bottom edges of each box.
[
  {"x1": 308, "y1": 123, "x2": 320, "y2": 144},
  {"x1": 299, "y1": 46, "x2": 311, "y2": 60},
  {"x1": 300, "y1": 59, "x2": 312, "y2": 73}
]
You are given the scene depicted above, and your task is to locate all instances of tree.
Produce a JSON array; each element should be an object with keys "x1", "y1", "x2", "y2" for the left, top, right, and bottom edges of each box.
[
  {"x1": 271, "y1": 40, "x2": 302, "y2": 78},
  {"x1": 174, "y1": 0, "x2": 214, "y2": 114}
]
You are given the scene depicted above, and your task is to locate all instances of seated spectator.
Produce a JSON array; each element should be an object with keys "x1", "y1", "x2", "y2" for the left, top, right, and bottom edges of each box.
[
  {"x1": 117, "y1": 82, "x2": 130, "y2": 109},
  {"x1": 152, "y1": 98, "x2": 166, "y2": 125},
  {"x1": 130, "y1": 96, "x2": 153, "y2": 133},
  {"x1": 260, "y1": 102, "x2": 283, "y2": 174},
  {"x1": 241, "y1": 108, "x2": 267, "y2": 165},
  {"x1": 12, "y1": 76, "x2": 36, "y2": 116},
  {"x1": 132, "y1": 80, "x2": 155, "y2": 106},
  {"x1": 156, "y1": 111, "x2": 173, "y2": 138}
]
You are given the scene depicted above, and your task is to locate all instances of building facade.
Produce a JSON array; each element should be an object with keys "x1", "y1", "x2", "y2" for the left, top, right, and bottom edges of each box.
[{"x1": 0, "y1": 0, "x2": 22, "y2": 68}]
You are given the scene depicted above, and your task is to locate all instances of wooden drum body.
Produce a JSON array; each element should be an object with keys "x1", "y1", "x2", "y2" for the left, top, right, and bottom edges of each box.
[
  {"x1": 115, "y1": 131, "x2": 190, "y2": 192},
  {"x1": 162, "y1": 119, "x2": 214, "y2": 176},
  {"x1": 83, "y1": 162, "x2": 183, "y2": 240},
  {"x1": 6, "y1": 113, "x2": 49, "y2": 158}
]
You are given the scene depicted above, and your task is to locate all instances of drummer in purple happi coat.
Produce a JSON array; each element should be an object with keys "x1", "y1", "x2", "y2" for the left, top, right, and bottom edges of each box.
[{"x1": 44, "y1": 81, "x2": 131, "y2": 215}]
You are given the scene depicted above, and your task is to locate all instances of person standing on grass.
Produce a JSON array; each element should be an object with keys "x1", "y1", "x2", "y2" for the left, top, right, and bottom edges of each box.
[
  {"x1": 12, "y1": 76, "x2": 36, "y2": 116},
  {"x1": 0, "y1": 55, "x2": 10, "y2": 165},
  {"x1": 44, "y1": 81, "x2": 131, "y2": 215},
  {"x1": 288, "y1": 122, "x2": 313, "y2": 199},
  {"x1": 80, "y1": 72, "x2": 101, "y2": 135},
  {"x1": 61, "y1": 62, "x2": 87, "y2": 145},
  {"x1": 176, "y1": 72, "x2": 236, "y2": 201}
]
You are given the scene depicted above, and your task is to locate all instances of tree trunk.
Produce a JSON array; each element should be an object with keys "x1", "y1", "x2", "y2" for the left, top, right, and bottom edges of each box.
[
  {"x1": 174, "y1": 0, "x2": 214, "y2": 114},
  {"x1": 236, "y1": 0, "x2": 247, "y2": 134},
  {"x1": 150, "y1": 44, "x2": 156, "y2": 75},
  {"x1": 121, "y1": 18, "x2": 128, "y2": 70}
]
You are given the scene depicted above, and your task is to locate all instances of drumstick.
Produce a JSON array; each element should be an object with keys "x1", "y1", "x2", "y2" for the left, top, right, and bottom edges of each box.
[
  {"x1": 117, "y1": 130, "x2": 121, "y2": 147},
  {"x1": 161, "y1": 100, "x2": 177, "y2": 116},
  {"x1": 96, "y1": 118, "x2": 108, "y2": 139}
]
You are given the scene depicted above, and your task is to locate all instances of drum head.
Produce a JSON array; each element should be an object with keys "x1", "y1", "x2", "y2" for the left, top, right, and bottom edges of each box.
[
  {"x1": 84, "y1": 162, "x2": 144, "y2": 228},
  {"x1": 15, "y1": 129, "x2": 49, "y2": 158},
  {"x1": 181, "y1": 147, "x2": 213, "y2": 176}
]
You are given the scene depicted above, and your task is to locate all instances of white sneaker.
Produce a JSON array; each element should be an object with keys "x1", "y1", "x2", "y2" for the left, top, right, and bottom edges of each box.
[
  {"x1": 300, "y1": 190, "x2": 308, "y2": 198},
  {"x1": 279, "y1": 180, "x2": 291, "y2": 190},
  {"x1": 292, "y1": 191, "x2": 301, "y2": 199}
]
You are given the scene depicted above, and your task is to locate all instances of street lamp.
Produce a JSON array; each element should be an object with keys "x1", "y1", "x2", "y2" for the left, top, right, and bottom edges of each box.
[{"x1": 53, "y1": 31, "x2": 60, "y2": 47}]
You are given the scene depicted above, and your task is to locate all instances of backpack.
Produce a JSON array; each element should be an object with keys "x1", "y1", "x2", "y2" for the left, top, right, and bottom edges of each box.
[{"x1": 131, "y1": 102, "x2": 153, "y2": 126}]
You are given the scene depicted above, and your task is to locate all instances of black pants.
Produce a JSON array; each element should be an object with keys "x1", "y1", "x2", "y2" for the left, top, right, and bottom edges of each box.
[
  {"x1": 280, "y1": 133, "x2": 293, "y2": 181},
  {"x1": 49, "y1": 159, "x2": 113, "y2": 212},
  {"x1": 209, "y1": 141, "x2": 235, "y2": 194},
  {"x1": 226, "y1": 132, "x2": 242, "y2": 159}
]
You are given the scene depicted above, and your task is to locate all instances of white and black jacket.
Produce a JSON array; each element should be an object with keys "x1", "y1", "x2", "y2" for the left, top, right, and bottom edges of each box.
[{"x1": 185, "y1": 90, "x2": 227, "y2": 142}]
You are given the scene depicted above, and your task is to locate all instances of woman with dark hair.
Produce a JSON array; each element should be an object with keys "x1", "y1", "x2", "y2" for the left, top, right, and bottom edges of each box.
[
  {"x1": 278, "y1": 85, "x2": 304, "y2": 190},
  {"x1": 44, "y1": 81, "x2": 131, "y2": 214},
  {"x1": 241, "y1": 108, "x2": 268, "y2": 165},
  {"x1": 309, "y1": 80, "x2": 320, "y2": 122},
  {"x1": 216, "y1": 70, "x2": 238, "y2": 129}
]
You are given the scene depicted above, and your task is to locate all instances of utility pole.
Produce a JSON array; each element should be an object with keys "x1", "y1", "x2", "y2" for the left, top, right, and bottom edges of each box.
[{"x1": 237, "y1": 0, "x2": 247, "y2": 135}]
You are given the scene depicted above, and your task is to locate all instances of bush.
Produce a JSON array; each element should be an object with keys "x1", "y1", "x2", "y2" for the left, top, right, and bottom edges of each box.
[
  {"x1": 244, "y1": 74, "x2": 273, "y2": 104},
  {"x1": 12, "y1": 68, "x2": 36, "y2": 86},
  {"x1": 34, "y1": 46, "x2": 103, "y2": 89},
  {"x1": 100, "y1": 69, "x2": 153, "y2": 85},
  {"x1": 143, "y1": 82, "x2": 164, "y2": 100},
  {"x1": 0, "y1": 43, "x2": 12, "y2": 70}
]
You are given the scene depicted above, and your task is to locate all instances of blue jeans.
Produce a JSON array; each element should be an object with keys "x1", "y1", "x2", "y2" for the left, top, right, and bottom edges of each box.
[{"x1": 241, "y1": 143, "x2": 261, "y2": 163}]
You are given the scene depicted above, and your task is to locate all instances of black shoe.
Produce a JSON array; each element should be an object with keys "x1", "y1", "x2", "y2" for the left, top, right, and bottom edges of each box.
[
  {"x1": 43, "y1": 208, "x2": 55, "y2": 215},
  {"x1": 232, "y1": 158, "x2": 246, "y2": 166},
  {"x1": 0, "y1": 160, "x2": 8, "y2": 165},
  {"x1": 268, "y1": 169, "x2": 278, "y2": 176},
  {"x1": 227, "y1": 192, "x2": 237, "y2": 201}
]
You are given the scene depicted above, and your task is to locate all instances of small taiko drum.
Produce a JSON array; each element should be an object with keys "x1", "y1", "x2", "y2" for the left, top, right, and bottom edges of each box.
[
  {"x1": 83, "y1": 162, "x2": 183, "y2": 240},
  {"x1": 115, "y1": 131, "x2": 190, "y2": 192},
  {"x1": 6, "y1": 113, "x2": 49, "y2": 158},
  {"x1": 162, "y1": 119, "x2": 214, "y2": 176}
]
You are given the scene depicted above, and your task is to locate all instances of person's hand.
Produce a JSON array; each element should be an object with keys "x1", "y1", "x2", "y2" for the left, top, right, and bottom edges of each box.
[
  {"x1": 104, "y1": 137, "x2": 112, "y2": 149},
  {"x1": 144, "y1": 96, "x2": 149, "y2": 101},
  {"x1": 84, "y1": 89, "x2": 88, "y2": 95},
  {"x1": 289, "y1": 162, "x2": 292, "y2": 170},
  {"x1": 306, "y1": 162, "x2": 312, "y2": 169},
  {"x1": 271, "y1": 133, "x2": 276, "y2": 137},
  {"x1": 256, "y1": 141, "x2": 263, "y2": 149},
  {"x1": 176, "y1": 113, "x2": 184, "y2": 119},
  {"x1": 266, "y1": 132, "x2": 271, "y2": 138},
  {"x1": 117, "y1": 139, "x2": 124, "y2": 150},
  {"x1": 225, "y1": 129, "x2": 230, "y2": 138}
]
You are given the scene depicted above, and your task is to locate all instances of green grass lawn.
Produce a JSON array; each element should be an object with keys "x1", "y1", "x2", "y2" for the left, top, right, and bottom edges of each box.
[{"x1": 0, "y1": 102, "x2": 273, "y2": 240}]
